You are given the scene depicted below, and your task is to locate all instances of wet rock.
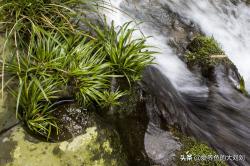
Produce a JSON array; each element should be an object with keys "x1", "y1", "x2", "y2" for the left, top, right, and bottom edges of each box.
[
  {"x1": 0, "y1": 123, "x2": 126, "y2": 166},
  {"x1": 100, "y1": 86, "x2": 151, "y2": 166},
  {"x1": 51, "y1": 102, "x2": 90, "y2": 141},
  {"x1": 120, "y1": 0, "x2": 201, "y2": 56},
  {"x1": 144, "y1": 123, "x2": 181, "y2": 166},
  {"x1": 142, "y1": 66, "x2": 250, "y2": 166},
  {"x1": 96, "y1": 83, "x2": 182, "y2": 166},
  {"x1": 143, "y1": 93, "x2": 182, "y2": 166},
  {"x1": 0, "y1": 94, "x2": 18, "y2": 133},
  {"x1": 0, "y1": 35, "x2": 19, "y2": 134},
  {"x1": 185, "y1": 35, "x2": 247, "y2": 95}
]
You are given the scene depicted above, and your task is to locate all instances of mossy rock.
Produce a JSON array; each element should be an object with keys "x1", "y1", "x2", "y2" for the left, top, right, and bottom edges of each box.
[
  {"x1": 186, "y1": 35, "x2": 233, "y2": 75},
  {"x1": 186, "y1": 35, "x2": 248, "y2": 95},
  {"x1": 239, "y1": 76, "x2": 249, "y2": 96},
  {"x1": 0, "y1": 124, "x2": 127, "y2": 166},
  {"x1": 171, "y1": 128, "x2": 227, "y2": 166},
  {"x1": 175, "y1": 138, "x2": 227, "y2": 166},
  {"x1": 187, "y1": 36, "x2": 223, "y2": 55}
]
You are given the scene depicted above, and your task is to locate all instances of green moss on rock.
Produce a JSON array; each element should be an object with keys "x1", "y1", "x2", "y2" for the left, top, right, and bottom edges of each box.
[
  {"x1": 186, "y1": 35, "x2": 224, "y2": 65},
  {"x1": 239, "y1": 76, "x2": 249, "y2": 96},
  {"x1": 171, "y1": 128, "x2": 227, "y2": 166},
  {"x1": 0, "y1": 125, "x2": 127, "y2": 166},
  {"x1": 185, "y1": 35, "x2": 235, "y2": 73},
  {"x1": 186, "y1": 35, "x2": 248, "y2": 96}
]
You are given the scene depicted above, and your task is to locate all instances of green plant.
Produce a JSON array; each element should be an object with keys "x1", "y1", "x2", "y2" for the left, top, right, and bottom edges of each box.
[
  {"x1": 97, "y1": 89, "x2": 128, "y2": 109},
  {"x1": 186, "y1": 35, "x2": 225, "y2": 68},
  {"x1": 66, "y1": 37, "x2": 111, "y2": 106},
  {"x1": 2, "y1": 3, "x2": 156, "y2": 138},
  {"x1": 7, "y1": 75, "x2": 63, "y2": 138},
  {"x1": 4, "y1": 29, "x2": 129, "y2": 138},
  {"x1": 90, "y1": 20, "x2": 155, "y2": 85},
  {"x1": 0, "y1": 0, "x2": 99, "y2": 44},
  {"x1": 0, "y1": 0, "x2": 102, "y2": 101},
  {"x1": 172, "y1": 128, "x2": 227, "y2": 166},
  {"x1": 239, "y1": 76, "x2": 248, "y2": 96}
]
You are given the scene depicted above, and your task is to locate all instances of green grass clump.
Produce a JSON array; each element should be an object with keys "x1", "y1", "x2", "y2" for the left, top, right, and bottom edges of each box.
[
  {"x1": 0, "y1": 0, "x2": 101, "y2": 51},
  {"x1": 97, "y1": 90, "x2": 128, "y2": 109},
  {"x1": 172, "y1": 129, "x2": 227, "y2": 166},
  {"x1": 5, "y1": 33, "x2": 109, "y2": 136},
  {"x1": 186, "y1": 35, "x2": 225, "y2": 68},
  {"x1": 90, "y1": 20, "x2": 155, "y2": 84},
  {"x1": 4, "y1": 30, "x2": 110, "y2": 138},
  {"x1": 10, "y1": 76, "x2": 62, "y2": 137},
  {"x1": 0, "y1": 0, "x2": 155, "y2": 140},
  {"x1": 3, "y1": 20, "x2": 155, "y2": 138}
]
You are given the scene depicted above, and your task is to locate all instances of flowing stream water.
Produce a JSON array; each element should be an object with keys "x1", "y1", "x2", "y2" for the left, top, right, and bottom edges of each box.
[
  {"x1": 105, "y1": 0, "x2": 250, "y2": 92},
  {"x1": 163, "y1": 0, "x2": 250, "y2": 92},
  {"x1": 103, "y1": 0, "x2": 250, "y2": 165},
  {"x1": 104, "y1": 0, "x2": 208, "y2": 95}
]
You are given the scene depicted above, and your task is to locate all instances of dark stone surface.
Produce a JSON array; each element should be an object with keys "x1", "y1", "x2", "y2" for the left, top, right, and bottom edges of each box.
[{"x1": 142, "y1": 66, "x2": 250, "y2": 166}]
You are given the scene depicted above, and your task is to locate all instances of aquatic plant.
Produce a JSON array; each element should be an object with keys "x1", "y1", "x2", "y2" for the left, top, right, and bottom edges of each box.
[
  {"x1": 90, "y1": 20, "x2": 155, "y2": 85},
  {"x1": 172, "y1": 128, "x2": 227, "y2": 166},
  {"x1": 3, "y1": 21, "x2": 155, "y2": 138},
  {"x1": 0, "y1": 0, "x2": 155, "y2": 139},
  {"x1": 8, "y1": 75, "x2": 62, "y2": 138},
  {"x1": 97, "y1": 90, "x2": 128, "y2": 109},
  {"x1": 186, "y1": 35, "x2": 225, "y2": 68},
  {"x1": 0, "y1": 0, "x2": 99, "y2": 45}
]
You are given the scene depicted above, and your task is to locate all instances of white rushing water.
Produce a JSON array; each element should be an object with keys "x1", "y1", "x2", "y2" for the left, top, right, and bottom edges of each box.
[
  {"x1": 103, "y1": 0, "x2": 208, "y2": 95},
  {"x1": 162, "y1": 0, "x2": 250, "y2": 92}
]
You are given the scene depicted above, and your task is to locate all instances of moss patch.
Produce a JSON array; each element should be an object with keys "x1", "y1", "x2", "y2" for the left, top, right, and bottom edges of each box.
[
  {"x1": 186, "y1": 35, "x2": 225, "y2": 65},
  {"x1": 239, "y1": 76, "x2": 249, "y2": 96},
  {"x1": 186, "y1": 35, "x2": 248, "y2": 96},
  {"x1": 171, "y1": 128, "x2": 227, "y2": 166},
  {"x1": 0, "y1": 125, "x2": 127, "y2": 166},
  {"x1": 185, "y1": 35, "x2": 234, "y2": 76}
]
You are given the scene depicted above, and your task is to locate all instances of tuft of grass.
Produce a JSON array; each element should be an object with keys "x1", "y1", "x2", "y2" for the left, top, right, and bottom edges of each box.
[
  {"x1": 7, "y1": 75, "x2": 63, "y2": 139},
  {"x1": 4, "y1": 29, "x2": 135, "y2": 138},
  {"x1": 0, "y1": 0, "x2": 99, "y2": 45},
  {"x1": 186, "y1": 35, "x2": 225, "y2": 68},
  {"x1": 97, "y1": 89, "x2": 128, "y2": 109},
  {"x1": 1, "y1": 4, "x2": 156, "y2": 138},
  {"x1": 0, "y1": 0, "x2": 102, "y2": 104},
  {"x1": 90, "y1": 19, "x2": 155, "y2": 85}
]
